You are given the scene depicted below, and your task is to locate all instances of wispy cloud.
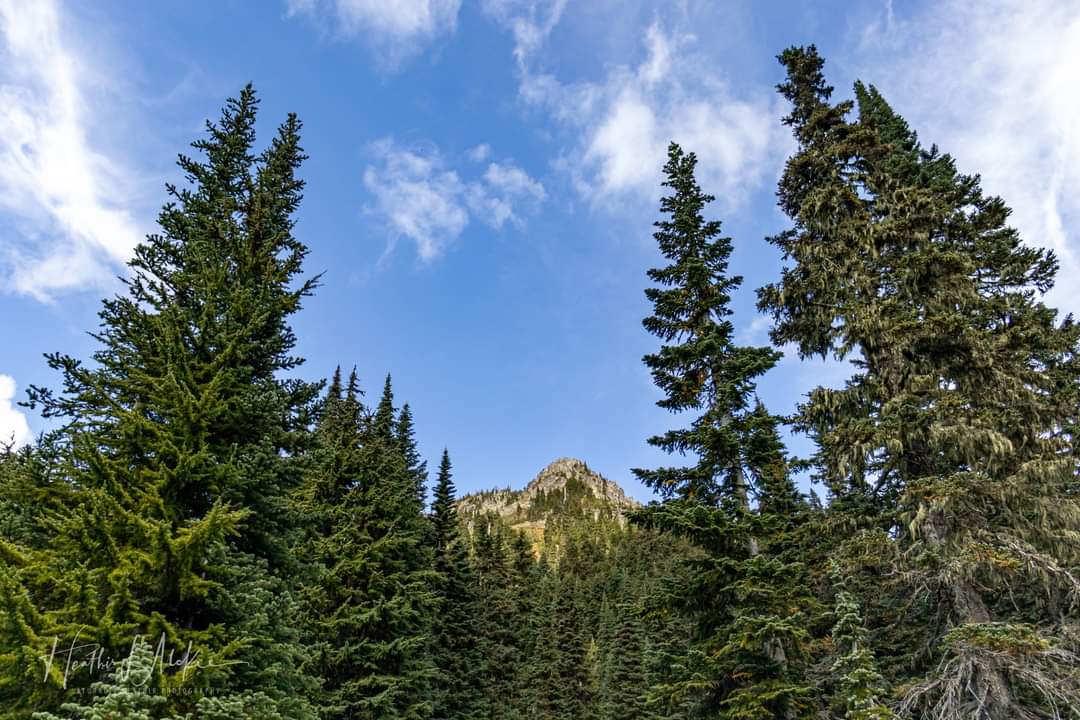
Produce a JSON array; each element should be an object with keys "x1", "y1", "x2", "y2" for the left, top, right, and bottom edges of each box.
[
  {"x1": 362, "y1": 140, "x2": 545, "y2": 261},
  {"x1": 0, "y1": 374, "x2": 31, "y2": 448},
  {"x1": 287, "y1": 0, "x2": 461, "y2": 66},
  {"x1": 856, "y1": 0, "x2": 1080, "y2": 313},
  {"x1": 485, "y1": 5, "x2": 788, "y2": 211},
  {"x1": 0, "y1": 0, "x2": 141, "y2": 301}
]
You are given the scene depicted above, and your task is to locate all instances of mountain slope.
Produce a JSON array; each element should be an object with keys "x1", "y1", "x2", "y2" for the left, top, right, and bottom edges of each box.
[{"x1": 458, "y1": 458, "x2": 640, "y2": 558}]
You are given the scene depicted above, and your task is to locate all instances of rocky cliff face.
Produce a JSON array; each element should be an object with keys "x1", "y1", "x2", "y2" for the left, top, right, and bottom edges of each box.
[{"x1": 457, "y1": 458, "x2": 639, "y2": 557}]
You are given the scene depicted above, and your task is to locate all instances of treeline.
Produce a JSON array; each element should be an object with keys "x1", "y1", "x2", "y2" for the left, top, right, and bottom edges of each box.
[
  {"x1": 1, "y1": 45, "x2": 1078, "y2": 720},
  {"x1": 0, "y1": 85, "x2": 683, "y2": 720}
]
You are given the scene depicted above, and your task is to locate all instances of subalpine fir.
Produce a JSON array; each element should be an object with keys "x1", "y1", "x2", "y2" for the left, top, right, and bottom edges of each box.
[
  {"x1": 631, "y1": 142, "x2": 814, "y2": 718},
  {"x1": 3, "y1": 87, "x2": 319, "y2": 718}
]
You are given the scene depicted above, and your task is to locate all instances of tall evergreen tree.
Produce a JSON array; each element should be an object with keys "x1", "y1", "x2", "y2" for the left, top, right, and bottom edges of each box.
[
  {"x1": 470, "y1": 519, "x2": 523, "y2": 720},
  {"x1": 1, "y1": 87, "x2": 319, "y2": 718},
  {"x1": 298, "y1": 372, "x2": 437, "y2": 719},
  {"x1": 760, "y1": 46, "x2": 1080, "y2": 718},
  {"x1": 631, "y1": 142, "x2": 781, "y2": 506},
  {"x1": 429, "y1": 450, "x2": 482, "y2": 720},
  {"x1": 525, "y1": 570, "x2": 593, "y2": 720},
  {"x1": 396, "y1": 404, "x2": 428, "y2": 507},
  {"x1": 596, "y1": 600, "x2": 652, "y2": 720},
  {"x1": 631, "y1": 142, "x2": 813, "y2": 718}
]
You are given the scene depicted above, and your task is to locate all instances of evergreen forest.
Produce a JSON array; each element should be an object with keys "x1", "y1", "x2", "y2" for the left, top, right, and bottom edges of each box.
[{"x1": 1, "y1": 46, "x2": 1078, "y2": 720}]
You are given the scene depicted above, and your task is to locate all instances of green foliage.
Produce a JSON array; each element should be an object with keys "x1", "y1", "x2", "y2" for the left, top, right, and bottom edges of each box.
[
  {"x1": 632, "y1": 142, "x2": 815, "y2": 718},
  {"x1": 32, "y1": 638, "x2": 168, "y2": 720},
  {"x1": 3, "y1": 86, "x2": 319, "y2": 719},
  {"x1": 763, "y1": 45, "x2": 1080, "y2": 718},
  {"x1": 429, "y1": 451, "x2": 483, "y2": 720},
  {"x1": 4, "y1": 45, "x2": 1079, "y2": 720},
  {"x1": 297, "y1": 373, "x2": 437, "y2": 719},
  {"x1": 632, "y1": 142, "x2": 781, "y2": 505}
]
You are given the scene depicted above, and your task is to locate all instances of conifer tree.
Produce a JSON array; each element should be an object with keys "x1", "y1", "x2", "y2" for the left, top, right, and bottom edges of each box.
[
  {"x1": 596, "y1": 601, "x2": 652, "y2": 720},
  {"x1": 761, "y1": 46, "x2": 1080, "y2": 719},
  {"x1": 397, "y1": 404, "x2": 428, "y2": 507},
  {"x1": 826, "y1": 564, "x2": 895, "y2": 720},
  {"x1": 631, "y1": 142, "x2": 813, "y2": 718},
  {"x1": 32, "y1": 637, "x2": 168, "y2": 720},
  {"x1": 471, "y1": 519, "x2": 523, "y2": 720},
  {"x1": 429, "y1": 450, "x2": 482, "y2": 720},
  {"x1": 631, "y1": 142, "x2": 781, "y2": 506},
  {"x1": 505, "y1": 531, "x2": 543, "y2": 720},
  {"x1": 525, "y1": 570, "x2": 593, "y2": 720},
  {"x1": 2, "y1": 87, "x2": 319, "y2": 718},
  {"x1": 299, "y1": 372, "x2": 437, "y2": 719}
]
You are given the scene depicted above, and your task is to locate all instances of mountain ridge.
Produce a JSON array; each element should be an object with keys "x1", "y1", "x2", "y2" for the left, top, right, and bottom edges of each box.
[{"x1": 457, "y1": 458, "x2": 640, "y2": 557}]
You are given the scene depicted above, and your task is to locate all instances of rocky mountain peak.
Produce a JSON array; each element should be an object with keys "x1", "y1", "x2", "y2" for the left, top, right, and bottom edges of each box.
[
  {"x1": 521, "y1": 458, "x2": 637, "y2": 509},
  {"x1": 457, "y1": 458, "x2": 640, "y2": 558}
]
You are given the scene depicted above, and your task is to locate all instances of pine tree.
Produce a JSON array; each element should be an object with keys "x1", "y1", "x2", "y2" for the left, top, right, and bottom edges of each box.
[
  {"x1": 3, "y1": 87, "x2": 319, "y2": 718},
  {"x1": 761, "y1": 46, "x2": 1080, "y2": 718},
  {"x1": 631, "y1": 142, "x2": 814, "y2": 718}
]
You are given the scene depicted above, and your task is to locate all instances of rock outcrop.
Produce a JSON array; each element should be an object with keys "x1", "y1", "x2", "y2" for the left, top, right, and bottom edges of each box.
[{"x1": 457, "y1": 458, "x2": 639, "y2": 558}]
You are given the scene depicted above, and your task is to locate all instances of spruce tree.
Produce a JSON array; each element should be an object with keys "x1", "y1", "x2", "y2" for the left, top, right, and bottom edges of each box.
[
  {"x1": 2, "y1": 87, "x2": 319, "y2": 718},
  {"x1": 761, "y1": 46, "x2": 1080, "y2": 718}
]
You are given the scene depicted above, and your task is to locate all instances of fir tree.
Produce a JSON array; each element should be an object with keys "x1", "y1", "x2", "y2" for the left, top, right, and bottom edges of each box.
[
  {"x1": 299, "y1": 372, "x2": 437, "y2": 719},
  {"x1": 396, "y1": 404, "x2": 428, "y2": 508},
  {"x1": 761, "y1": 46, "x2": 1080, "y2": 718},
  {"x1": 471, "y1": 519, "x2": 522, "y2": 720},
  {"x1": 32, "y1": 637, "x2": 168, "y2": 720},
  {"x1": 631, "y1": 142, "x2": 781, "y2": 505},
  {"x1": 3, "y1": 87, "x2": 319, "y2": 718},
  {"x1": 631, "y1": 142, "x2": 814, "y2": 718},
  {"x1": 429, "y1": 450, "x2": 482, "y2": 720},
  {"x1": 596, "y1": 601, "x2": 652, "y2": 720},
  {"x1": 826, "y1": 564, "x2": 894, "y2": 720}
]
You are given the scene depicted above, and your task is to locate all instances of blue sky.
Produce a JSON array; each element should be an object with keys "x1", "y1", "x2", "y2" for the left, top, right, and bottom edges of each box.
[{"x1": 2, "y1": 0, "x2": 1078, "y2": 501}]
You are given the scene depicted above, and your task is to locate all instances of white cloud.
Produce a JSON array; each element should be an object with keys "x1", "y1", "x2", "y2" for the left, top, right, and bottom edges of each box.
[
  {"x1": 486, "y1": 8, "x2": 787, "y2": 210},
  {"x1": 856, "y1": 0, "x2": 1080, "y2": 313},
  {"x1": 363, "y1": 140, "x2": 545, "y2": 261},
  {"x1": 0, "y1": 374, "x2": 31, "y2": 448},
  {"x1": 481, "y1": 0, "x2": 567, "y2": 65},
  {"x1": 468, "y1": 143, "x2": 492, "y2": 162},
  {"x1": 0, "y1": 0, "x2": 141, "y2": 301},
  {"x1": 484, "y1": 161, "x2": 546, "y2": 202},
  {"x1": 288, "y1": 0, "x2": 461, "y2": 64}
]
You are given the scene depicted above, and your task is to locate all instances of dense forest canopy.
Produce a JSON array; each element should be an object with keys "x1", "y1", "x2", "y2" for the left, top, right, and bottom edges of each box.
[{"x1": 1, "y1": 46, "x2": 1078, "y2": 720}]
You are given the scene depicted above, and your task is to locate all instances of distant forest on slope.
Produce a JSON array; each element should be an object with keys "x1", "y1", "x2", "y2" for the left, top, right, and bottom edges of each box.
[{"x1": 1, "y1": 46, "x2": 1078, "y2": 720}]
